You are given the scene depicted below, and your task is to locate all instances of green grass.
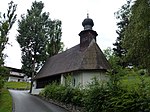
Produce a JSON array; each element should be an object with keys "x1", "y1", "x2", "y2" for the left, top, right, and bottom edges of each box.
[
  {"x1": 0, "y1": 88, "x2": 12, "y2": 112},
  {"x1": 121, "y1": 74, "x2": 150, "y2": 91},
  {"x1": 5, "y1": 81, "x2": 31, "y2": 90}
]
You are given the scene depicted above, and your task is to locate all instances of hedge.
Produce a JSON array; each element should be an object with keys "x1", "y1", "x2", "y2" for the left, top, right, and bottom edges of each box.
[{"x1": 40, "y1": 72, "x2": 150, "y2": 112}]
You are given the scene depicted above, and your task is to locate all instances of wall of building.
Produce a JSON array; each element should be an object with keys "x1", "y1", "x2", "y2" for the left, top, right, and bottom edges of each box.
[
  {"x1": 32, "y1": 75, "x2": 61, "y2": 94},
  {"x1": 82, "y1": 71, "x2": 109, "y2": 87},
  {"x1": 8, "y1": 76, "x2": 24, "y2": 82},
  {"x1": 72, "y1": 72, "x2": 82, "y2": 87},
  {"x1": 8, "y1": 70, "x2": 28, "y2": 82},
  {"x1": 61, "y1": 71, "x2": 109, "y2": 88},
  {"x1": 32, "y1": 80, "x2": 43, "y2": 94},
  {"x1": 32, "y1": 71, "x2": 109, "y2": 94},
  {"x1": 10, "y1": 71, "x2": 25, "y2": 76}
]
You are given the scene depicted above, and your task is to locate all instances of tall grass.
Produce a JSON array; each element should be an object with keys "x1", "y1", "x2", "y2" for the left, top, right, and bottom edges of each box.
[{"x1": 0, "y1": 88, "x2": 12, "y2": 112}]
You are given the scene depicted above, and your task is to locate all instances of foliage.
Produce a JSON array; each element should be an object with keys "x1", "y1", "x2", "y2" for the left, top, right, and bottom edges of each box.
[
  {"x1": 0, "y1": 1, "x2": 17, "y2": 65},
  {"x1": 0, "y1": 88, "x2": 12, "y2": 112},
  {"x1": 103, "y1": 47, "x2": 122, "y2": 73},
  {"x1": 17, "y1": 1, "x2": 63, "y2": 77},
  {"x1": 0, "y1": 76, "x2": 4, "y2": 92},
  {"x1": 40, "y1": 82, "x2": 84, "y2": 107},
  {"x1": 106, "y1": 71, "x2": 149, "y2": 112},
  {"x1": 5, "y1": 81, "x2": 30, "y2": 90},
  {"x1": 123, "y1": 0, "x2": 150, "y2": 73},
  {"x1": 0, "y1": 67, "x2": 9, "y2": 95},
  {"x1": 84, "y1": 71, "x2": 150, "y2": 112},
  {"x1": 84, "y1": 78, "x2": 110, "y2": 112},
  {"x1": 113, "y1": 0, "x2": 132, "y2": 67},
  {"x1": 40, "y1": 70, "x2": 150, "y2": 112},
  {"x1": 0, "y1": 66, "x2": 9, "y2": 79},
  {"x1": 47, "y1": 20, "x2": 63, "y2": 56},
  {"x1": 122, "y1": 69, "x2": 150, "y2": 91},
  {"x1": 0, "y1": 1, "x2": 17, "y2": 94},
  {"x1": 17, "y1": 1, "x2": 63, "y2": 93},
  {"x1": 103, "y1": 47, "x2": 113, "y2": 60}
]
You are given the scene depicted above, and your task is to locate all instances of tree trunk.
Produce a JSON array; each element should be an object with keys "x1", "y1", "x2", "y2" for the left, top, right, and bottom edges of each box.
[
  {"x1": 29, "y1": 59, "x2": 35, "y2": 93},
  {"x1": 29, "y1": 71, "x2": 34, "y2": 93}
]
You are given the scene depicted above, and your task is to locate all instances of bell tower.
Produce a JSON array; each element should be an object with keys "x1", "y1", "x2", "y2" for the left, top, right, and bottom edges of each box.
[{"x1": 79, "y1": 14, "x2": 98, "y2": 50}]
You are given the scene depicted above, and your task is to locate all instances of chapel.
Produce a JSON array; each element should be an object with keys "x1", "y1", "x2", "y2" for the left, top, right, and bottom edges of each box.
[{"x1": 31, "y1": 15, "x2": 111, "y2": 94}]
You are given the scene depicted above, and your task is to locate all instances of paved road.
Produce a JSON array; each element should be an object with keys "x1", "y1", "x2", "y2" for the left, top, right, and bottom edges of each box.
[{"x1": 9, "y1": 90, "x2": 68, "y2": 112}]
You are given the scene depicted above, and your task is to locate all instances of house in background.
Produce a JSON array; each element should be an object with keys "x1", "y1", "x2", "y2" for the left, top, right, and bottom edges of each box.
[
  {"x1": 32, "y1": 15, "x2": 111, "y2": 94},
  {"x1": 6, "y1": 67, "x2": 29, "y2": 82}
]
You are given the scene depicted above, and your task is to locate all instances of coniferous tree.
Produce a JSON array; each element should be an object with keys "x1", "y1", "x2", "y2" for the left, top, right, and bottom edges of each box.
[
  {"x1": 17, "y1": 1, "x2": 63, "y2": 92},
  {"x1": 113, "y1": 0, "x2": 131, "y2": 67},
  {"x1": 123, "y1": 0, "x2": 150, "y2": 73}
]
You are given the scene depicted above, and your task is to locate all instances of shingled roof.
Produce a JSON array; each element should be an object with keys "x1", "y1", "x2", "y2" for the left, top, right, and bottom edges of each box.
[{"x1": 35, "y1": 40, "x2": 111, "y2": 79}]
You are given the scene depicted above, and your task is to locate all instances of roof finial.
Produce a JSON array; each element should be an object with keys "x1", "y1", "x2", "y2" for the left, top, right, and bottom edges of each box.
[{"x1": 87, "y1": 13, "x2": 89, "y2": 18}]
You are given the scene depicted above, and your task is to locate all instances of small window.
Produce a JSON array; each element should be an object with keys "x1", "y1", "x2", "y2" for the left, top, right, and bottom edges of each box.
[{"x1": 73, "y1": 78, "x2": 75, "y2": 87}]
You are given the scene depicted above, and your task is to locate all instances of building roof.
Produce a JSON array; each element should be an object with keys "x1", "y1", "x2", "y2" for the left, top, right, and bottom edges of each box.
[
  {"x1": 6, "y1": 66, "x2": 24, "y2": 74},
  {"x1": 9, "y1": 74, "x2": 24, "y2": 78},
  {"x1": 35, "y1": 40, "x2": 111, "y2": 79}
]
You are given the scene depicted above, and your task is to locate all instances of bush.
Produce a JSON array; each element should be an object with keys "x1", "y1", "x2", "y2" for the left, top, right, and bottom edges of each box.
[
  {"x1": 40, "y1": 82, "x2": 85, "y2": 107},
  {"x1": 105, "y1": 73, "x2": 150, "y2": 112},
  {"x1": 0, "y1": 76, "x2": 4, "y2": 94},
  {"x1": 84, "y1": 72, "x2": 150, "y2": 112},
  {"x1": 40, "y1": 71, "x2": 150, "y2": 112},
  {"x1": 71, "y1": 88, "x2": 85, "y2": 107},
  {"x1": 0, "y1": 66, "x2": 9, "y2": 95},
  {"x1": 84, "y1": 83, "x2": 110, "y2": 112}
]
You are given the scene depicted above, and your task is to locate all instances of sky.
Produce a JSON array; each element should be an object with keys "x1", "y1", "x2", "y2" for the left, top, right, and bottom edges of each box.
[{"x1": 0, "y1": 0, "x2": 127, "y2": 69}]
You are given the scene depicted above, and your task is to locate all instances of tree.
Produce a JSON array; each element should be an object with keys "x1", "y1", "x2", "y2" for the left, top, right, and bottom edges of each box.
[
  {"x1": 0, "y1": 1, "x2": 17, "y2": 65},
  {"x1": 0, "y1": 1, "x2": 17, "y2": 90},
  {"x1": 113, "y1": 0, "x2": 131, "y2": 67},
  {"x1": 103, "y1": 47, "x2": 121, "y2": 73},
  {"x1": 47, "y1": 20, "x2": 63, "y2": 57},
  {"x1": 17, "y1": 1, "x2": 63, "y2": 92},
  {"x1": 123, "y1": 0, "x2": 150, "y2": 73}
]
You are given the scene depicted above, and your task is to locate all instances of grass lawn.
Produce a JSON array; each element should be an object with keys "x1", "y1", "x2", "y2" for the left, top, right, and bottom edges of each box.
[
  {"x1": 5, "y1": 81, "x2": 31, "y2": 90},
  {"x1": 121, "y1": 74, "x2": 150, "y2": 91},
  {"x1": 0, "y1": 88, "x2": 12, "y2": 112}
]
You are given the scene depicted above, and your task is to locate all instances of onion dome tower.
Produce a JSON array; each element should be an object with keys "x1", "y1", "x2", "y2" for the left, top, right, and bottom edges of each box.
[
  {"x1": 82, "y1": 13, "x2": 94, "y2": 30},
  {"x1": 79, "y1": 14, "x2": 98, "y2": 50}
]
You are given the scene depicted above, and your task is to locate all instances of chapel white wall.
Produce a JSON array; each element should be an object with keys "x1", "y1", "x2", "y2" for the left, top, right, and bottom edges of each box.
[
  {"x1": 8, "y1": 76, "x2": 24, "y2": 82},
  {"x1": 81, "y1": 71, "x2": 109, "y2": 87},
  {"x1": 31, "y1": 80, "x2": 43, "y2": 95},
  {"x1": 61, "y1": 71, "x2": 109, "y2": 88}
]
